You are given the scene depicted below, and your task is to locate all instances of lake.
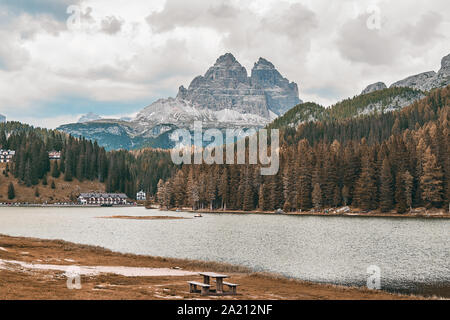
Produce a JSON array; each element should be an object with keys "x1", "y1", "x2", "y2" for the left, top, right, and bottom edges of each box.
[{"x1": 0, "y1": 206, "x2": 448, "y2": 297}]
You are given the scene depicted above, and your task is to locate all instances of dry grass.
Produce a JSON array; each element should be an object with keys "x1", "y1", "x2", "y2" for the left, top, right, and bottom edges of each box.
[{"x1": 0, "y1": 234, "x2": 425, "y2": 300}]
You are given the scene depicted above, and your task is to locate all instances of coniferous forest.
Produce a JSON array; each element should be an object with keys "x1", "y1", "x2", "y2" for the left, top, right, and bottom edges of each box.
[
  {"x1": 1, "y1": 86, "x2": 449, "y2": 209},
  {"x1": 155, "y1": 86, "x2": 450, "y2": 213},
  {"x1": 0, "y1": 122, "x2": 177, "y2": 199}
]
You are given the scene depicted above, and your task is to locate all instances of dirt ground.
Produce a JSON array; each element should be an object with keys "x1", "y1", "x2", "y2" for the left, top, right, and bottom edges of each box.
[
  {"x1": 0, "y1": 234, "x2": 420, "y2": 300},
  {"x1": 0, "y1": 163, "x2": 106, "y2": 204}
]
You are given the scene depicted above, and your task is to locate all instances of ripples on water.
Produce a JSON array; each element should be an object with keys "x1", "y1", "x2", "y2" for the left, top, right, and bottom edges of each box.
[{"x1": 0, "y1": 207, "x2": 448, "y2": 297}]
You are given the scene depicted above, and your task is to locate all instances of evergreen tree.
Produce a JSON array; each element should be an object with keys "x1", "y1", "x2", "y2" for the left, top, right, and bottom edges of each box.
[
  {"x1": 354, "y1": 154, "x2": 377, "y2": 210},
  {"x1": 258, "y1": 184, "x2": 265, "y2": 211},
  {"x1": 51, "y1": 161, "x2": 60, "y2": 178},
  {"x1": 395, "y1": 171, "x2": 407, "y2": 214},
  {"x1": 420, "y1": 147, "x2": 444, "y2": 208},
  {"x1": 312, "y1": 183, "x2": 322, "y2": 211},
  {"x1": 403, "y1": 170, "x2": 414, "y2": 212},
  {"x1": 379, "y1": 158, "x2": 394, "y2": 212},
  {"x1": 8, "y1": 182, "x2": 15, "y2": 200}
]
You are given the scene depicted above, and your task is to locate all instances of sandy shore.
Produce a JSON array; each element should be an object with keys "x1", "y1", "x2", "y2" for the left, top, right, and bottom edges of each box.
[
  {"x1": 97, "y1": 215, "x2": 190, "y2": 220},
  {"x1": 0, "y1": 234, "x2": 424, "y2": 300}
]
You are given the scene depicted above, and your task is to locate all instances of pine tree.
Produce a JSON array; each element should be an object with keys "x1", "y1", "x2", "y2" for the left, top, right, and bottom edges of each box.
[
  {"x1": 51, "y1": 180, "x2": 56, "y2": 189},
  {"x1": 354, "y1": 154, "x2": 377, "y2": 211},
  {"x1": 342, "y1": 185, "x2": 350, "y2": 206},
  {"x1": 8, "y1": 182, "x2": 15, "y2": 200},
  {"x1": 156, "y1": 179, "x2": 165, "y2": 207},
  {"x1": 420, "y1": 147, "x2": 444, "y2": 208},
  {"x1": 218, "y1": 168, "x2": 229, "y2": 210},
  {"x1": 172, "y1": 170, "x2": 186, "y2": 208},
  {"x1": 205, "y1": 170, "x2": 216, "y2": 210},
  {"x1": 258, "y1": 184, "x2": 265, "y2": 211},
  {"x1": 395, "y1": 171, "x2": 407, "y2": 214},
  {"x1": 51, "y1": 161, "x2": 60, "y2": 178},
  {"x1": 24, "y1": 159, "x2": 32, "y2": 187},
  {"x1": 403, "y1": 170, "x2": 414, "y2": 212},
  {"x1": 379, "y1": 158, "x2": 394, "y2": 212},
  {"x1": 312, "y1": 183, "x2": 322, "y2": 211}
]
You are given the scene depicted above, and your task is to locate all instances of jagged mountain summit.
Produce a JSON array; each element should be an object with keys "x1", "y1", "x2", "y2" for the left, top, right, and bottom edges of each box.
[
  {"x1": 136, "y1": 53, "x2": 301, "y2": 125},
  {"x1": 362, "y1": 53, "x2": 450, "y2": 95},
  {"x1": 391, "y1": 53, "x2": 450, "y2": 91},
  {"x1": 58, "y1": 53, "x2": 302, "y2": 150}
]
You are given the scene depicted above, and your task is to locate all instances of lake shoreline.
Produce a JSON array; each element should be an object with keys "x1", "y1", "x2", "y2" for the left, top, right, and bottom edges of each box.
[
  {"x1": 0, "y1": 234, "x2": 423, "y2": 300},
  {"x1": 156, "y1": 207, "x2": 450, "y2": 219}
]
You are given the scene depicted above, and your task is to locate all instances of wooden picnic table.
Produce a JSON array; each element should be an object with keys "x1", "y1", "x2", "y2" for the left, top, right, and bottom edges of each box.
[{"x1": 199, "y1": 272, "x2": 229, "y2": 294}]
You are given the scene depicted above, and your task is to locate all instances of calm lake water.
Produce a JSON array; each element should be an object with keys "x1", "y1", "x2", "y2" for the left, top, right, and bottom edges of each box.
[{"x1": 0, "y1": 207, "x2": 449, "y2": 297}]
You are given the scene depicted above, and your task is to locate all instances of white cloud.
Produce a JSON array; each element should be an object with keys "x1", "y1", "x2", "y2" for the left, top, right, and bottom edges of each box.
[{"x1": 0, "y1": 0, "x2": 449, "y2": 127}]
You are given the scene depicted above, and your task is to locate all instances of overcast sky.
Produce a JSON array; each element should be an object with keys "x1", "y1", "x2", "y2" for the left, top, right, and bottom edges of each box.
[{"x1": 0, "y1": 0, "x2": 449, "y2": 128}]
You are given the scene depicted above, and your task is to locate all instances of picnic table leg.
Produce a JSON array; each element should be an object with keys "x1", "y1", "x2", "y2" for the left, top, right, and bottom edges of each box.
[
  {"x1": 216, "y1": 278, "x2": 224, "y2": 294},
  {"x1": 201, "y1": 286, "x2": 209, "y2": 296}
]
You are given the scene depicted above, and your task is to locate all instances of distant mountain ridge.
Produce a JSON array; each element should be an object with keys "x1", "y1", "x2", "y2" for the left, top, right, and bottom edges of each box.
[
  {"x1": 361, "y1": 53, "x2": 450, "y2": 95},
  {"x1": 58, "y1": 53, "x2": 302, "y2": 150},
  {"x1": 271, "y1": 53, "x2": 450, "y2": 130},
  {"x1": 269, "y1": 87, "x2": 425, "y2": 129},
  {"x1": 78, "y1": 112, "x2": 101, "y2": 123}
]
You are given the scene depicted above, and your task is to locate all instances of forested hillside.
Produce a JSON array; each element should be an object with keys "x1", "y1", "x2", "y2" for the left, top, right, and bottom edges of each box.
[
  {"x1": 269, "y1": 87, "x2": 425, "y2": 130},
  {"x1": 0, "y1": 122, "x2": 177, "y2": 200},
  {"x1": 156, "y1": 86, "x2": 450, "y2": 213}
]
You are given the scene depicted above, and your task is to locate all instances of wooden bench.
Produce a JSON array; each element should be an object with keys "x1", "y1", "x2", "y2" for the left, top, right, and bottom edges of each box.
[
  {"x1": 215, "y1": 280, "x2": 239, "y2": 295},
  {"x1": 188, "y1": 281, "x2": 210, "y2": 295}
]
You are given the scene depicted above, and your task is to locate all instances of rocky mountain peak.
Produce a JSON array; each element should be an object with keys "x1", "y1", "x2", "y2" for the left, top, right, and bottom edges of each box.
[
  {"x1": 388, "y1": 52, "x2": 449, "y2": 91},
  {"x1": 177, "y1": 85, "x2": 188, "y2": 100},
  {"x1": 439, "y1": 53, "x2": 450, "y2": 76},
  {"x1": 204, "y1": 53, "x2": 248, "y2": 84},
  {"x1": 176, "y1": 53, "x2": 302, "y2": 117},
  {"x1": 361, "y1": 82, "x2": 387, "y2": 95},
  {"x1": 253, "y1": 57, "x2": 275, "y2": 70},
  {"x1": 215, "y1": 53, "x2": 238, "y2": 66}
]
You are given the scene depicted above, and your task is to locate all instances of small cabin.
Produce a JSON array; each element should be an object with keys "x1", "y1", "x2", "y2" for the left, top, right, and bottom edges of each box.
[{"x1": 49, "y1": 151, "x2": 61, "y2": 160}]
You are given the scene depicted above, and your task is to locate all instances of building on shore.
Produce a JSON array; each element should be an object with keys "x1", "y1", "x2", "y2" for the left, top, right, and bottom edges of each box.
[
  {"x1": 0, "y1": 114, "x2": 5, "y2": 123},
  {"x1": 136, "y1": 190, "x2": 146, "y2": 201},
  {"x1": 77, "y1": 193, "x2": 128, "y2": 205},
  {"x1": 48, "y1": 151, "x2": 61, "y2": 160},
  {"x1": 0, "y1": 149, "x2": 15, "y2": 163}
]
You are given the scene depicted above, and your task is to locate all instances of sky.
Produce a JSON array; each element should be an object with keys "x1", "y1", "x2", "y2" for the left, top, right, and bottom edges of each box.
[{"x1": 0, "y1": 0, "x2": 449, "y2": 129}]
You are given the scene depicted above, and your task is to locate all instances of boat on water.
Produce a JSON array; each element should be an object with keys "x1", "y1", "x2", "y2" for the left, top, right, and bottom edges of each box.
[
  {"x1": 101, "y1": 204, "x2": 113, "y2": 207},
  {"x1": 194, "y1": 214, "x2": 203, "y2": 218}
]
